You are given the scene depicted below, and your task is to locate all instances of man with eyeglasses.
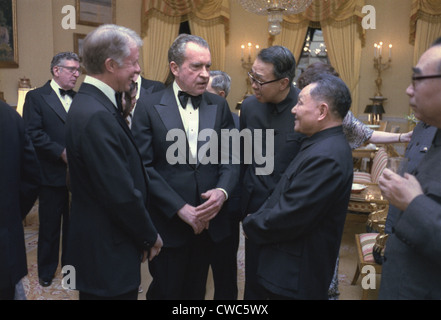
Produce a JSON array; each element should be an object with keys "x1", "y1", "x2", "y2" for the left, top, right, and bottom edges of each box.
[
  {"x1": 378, "y1": 37, "x2": 441, "y2": 299},
  {"x1": 239, "y1": 45, "x2": 305, "y2": 299},
  {"x1": 23, "y1": 52, "x2": 80, "y2": 288}
]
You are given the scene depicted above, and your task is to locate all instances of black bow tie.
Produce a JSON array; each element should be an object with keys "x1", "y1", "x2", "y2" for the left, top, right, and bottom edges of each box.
[
  {"x1": 59, "y1": 88, "x2": 75, "y2": 98},
  {"x1": 178, "y1": 91, "x2": 202, "y2": 109}
]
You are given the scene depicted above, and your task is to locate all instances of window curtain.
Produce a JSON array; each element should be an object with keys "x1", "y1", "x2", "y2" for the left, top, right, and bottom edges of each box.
[
  {"x1": 275, "y1": 0, "x2": 366, "y2": 115},
  {"x1": 410, "y1": 0, "x2": 441, "y2": 65},
  {"x1": 142, "y1": 0, "x2": 229, "y2": 82}
]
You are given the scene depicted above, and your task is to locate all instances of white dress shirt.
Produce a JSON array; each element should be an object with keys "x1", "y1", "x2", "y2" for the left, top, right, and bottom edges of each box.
[
  {"x1": 51, "y1": 80, "x2": 73, "y2": 112},
  {"x1": 173, "y1": 81, "x2": 199, "y2": 164}
]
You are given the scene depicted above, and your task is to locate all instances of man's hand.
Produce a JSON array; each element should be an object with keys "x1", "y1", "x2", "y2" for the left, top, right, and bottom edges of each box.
[
  {"x1": 177, "y1": 204, "x2": 207, "y2": 234},
  {"x1": 61, "y1": 148, "x2": 68, "y2": 164},
  {"x1": 195, "y1": 189, "x2": 226, "y2": 222},
  {"x1": 379, "y1": 169, "x2": 423, "y2": 211},
  {"x1": 142, "y1": 234, "x2": 163, "y2": 262}
]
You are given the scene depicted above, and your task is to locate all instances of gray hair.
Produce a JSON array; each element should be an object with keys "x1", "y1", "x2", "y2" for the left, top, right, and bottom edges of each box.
[
  {"x1": 309, "y1": 74, "x2": 352, "y2": 120},
  {"x1": 257, "y1": 46, "x2": 296, "y2": 83},
  {"x1": 50, "y1": 52, "x2": 80, "y2": 76},
  {"x1": 209, "y1": 70, "x2": 231, "y2": 97},
  {"x1": 82, "y1": 24, "x2": 142, "y2": 75},
  {"x1": 168, "y1": 33, "x2": 209, "y2": 67}
]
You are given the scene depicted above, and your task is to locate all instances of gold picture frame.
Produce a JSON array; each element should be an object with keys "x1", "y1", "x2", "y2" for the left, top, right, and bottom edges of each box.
[
  {"x1": 73, "y1": 33, "x2": 87, "y2": 74},
  {"x1": 76, "y1": 0, "x2": 116, "y2": 27},
  {"x1": 0, "y1": 0, "x2": 18, "y2": 68}
]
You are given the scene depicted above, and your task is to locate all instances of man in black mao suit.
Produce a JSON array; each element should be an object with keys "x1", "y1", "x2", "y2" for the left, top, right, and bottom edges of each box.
[
  {"x1": 378, "y1": 38, "x2": 441, "y2": 300},
  {"x1": 22, "y1": 52, "x2": 80, "y2": 287},
  {"x1": 132, "y1": 34, "x2": 238, "y2": 300},
  {"x1": 243, "y1": 74, "x2": 354, "y2": 299},
  {"x1": 239, "y1": 46, "x2": 305, "y2": 299},
  {"x1": 0, "y1": 101, "x2": 40, "y2": 299},
  {"x1": 65, "y1": 24, "x2": 162, "y2": 300}
]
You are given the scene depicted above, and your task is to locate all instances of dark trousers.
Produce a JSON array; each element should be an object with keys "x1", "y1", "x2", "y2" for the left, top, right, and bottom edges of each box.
[
  {"x1": 37, "y1": 185, "x2": 70, "y2": 280},
  {"x1": 210, "y1": 220, "x2": 240, "y2": 300},
  {"x1": 79, "y1": 289, "x2": 138, "y2": 300},
  {"x1": 0, "y1": 286, "x2": 15, "y2": 300},
  {"x1": 244, "y1": 238, "x2": 267, "y2": 300},
  {"x1": 147, "y1": 231, "x2": 213, "y2": 300}
]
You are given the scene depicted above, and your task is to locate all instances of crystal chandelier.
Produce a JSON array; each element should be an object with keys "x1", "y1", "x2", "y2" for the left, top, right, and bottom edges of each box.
[{"x1": 238, "y1": 0, "x2": 313, "y2": 36}]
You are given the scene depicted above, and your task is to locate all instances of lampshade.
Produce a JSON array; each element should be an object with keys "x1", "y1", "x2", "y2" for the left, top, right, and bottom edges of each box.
[{"x1": 364, "y1": 104, "x2": 385, "y2": 114}]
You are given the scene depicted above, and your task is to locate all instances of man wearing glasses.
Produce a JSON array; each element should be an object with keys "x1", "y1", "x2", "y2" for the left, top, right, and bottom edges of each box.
[
  {"x1": 378, "y1": 37, "x2": 441, "y2": 299},
  {"x1": 23, "y1": 52, "x2": 81, "y2": 288},
  {"x1": 239, "y1": 46, "x2": 305, "y2": 299}
]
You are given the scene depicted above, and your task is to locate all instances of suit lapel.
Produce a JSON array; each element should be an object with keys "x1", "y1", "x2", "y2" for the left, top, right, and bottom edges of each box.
[
  {"x1": 197, "y1": 95, "x2": 217, "y2": 167},
  {"x1": 79, "y1": 83, "x2": 138, "y2": 150},
  {"x1": 42, "y1": 82, "x2": 67, "y2": 123},
  {"x1": 154, "y1": 88, "x2": 191, "y2": 166}
]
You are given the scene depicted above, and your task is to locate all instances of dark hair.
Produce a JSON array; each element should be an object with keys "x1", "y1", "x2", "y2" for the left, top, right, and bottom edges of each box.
[
  {"x1": 50, "y1": 52, "x2": 80, "y2": 76},
  {"x1": 297, "y1": 62, "x2": 339, "y2": 90},
  {"x1": 309, "y1": 74, "x2": 352, "y2": 120},
  {"x1": 209, "y1": 70, "x2": 231, "y2": 97},
  {"x1": 168, "y1": 33, "x2": 209, "y2": 66},
  {"x1": 257, "y1": 46, "x2": 296, "y2": 83}
]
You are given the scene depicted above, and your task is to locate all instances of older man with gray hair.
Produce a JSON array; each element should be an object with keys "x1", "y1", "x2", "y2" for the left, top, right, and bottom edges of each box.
[{"x1": 65, "y1": 24, "x2": 162, "y2": 300}]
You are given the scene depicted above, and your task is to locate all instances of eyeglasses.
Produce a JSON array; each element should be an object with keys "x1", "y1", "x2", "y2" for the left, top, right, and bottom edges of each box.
[
  {"x1": 59, "y1": 65, "x2": 82, "y2": 75},
  {"x1": 248, "y1": 72, "x2": 282, "y2": 87},
  {"x1": 411, "y1": 74, "x2": 441, "y2": 87}
]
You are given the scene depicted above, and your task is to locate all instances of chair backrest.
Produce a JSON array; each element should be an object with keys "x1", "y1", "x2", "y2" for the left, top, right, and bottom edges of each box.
[{"x1": 371, "y1": 147, "x2": 388, "y2": 183}]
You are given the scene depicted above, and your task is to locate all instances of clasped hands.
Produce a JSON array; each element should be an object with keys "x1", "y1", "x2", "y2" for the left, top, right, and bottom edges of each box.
[
  {"x1": 178, "y1": 189, "x2": 227, "y2": 234},
  {"x1": 379, "y1": 168, "x2": 424, "y2": 211}
]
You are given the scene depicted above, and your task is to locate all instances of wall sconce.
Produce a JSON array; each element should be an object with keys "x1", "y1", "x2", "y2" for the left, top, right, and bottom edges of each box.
[
  {"x1": 237, "y1": 42, "x2": 260, "y2": 111},
  {"x1": 373, "y1": 41, "x2": 392, "y2": 97},
  {"x1": 16, "y1": 77, "x2": 34, "y2": 116}
]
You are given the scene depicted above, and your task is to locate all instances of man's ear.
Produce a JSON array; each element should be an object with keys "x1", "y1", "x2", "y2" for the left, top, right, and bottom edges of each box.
[
  {"x1": 279, "y1": 77, "x2": 291, "y2": 90},
  {"x1": 104, "y1": 58, "x2": 116, "y2": 73},
  {"x1": 170, "y1": 61, "x2": 179, "y2": 77},
  {"x1": 218, "y1": 90, "x2": 226, "y2": 98},
  {"x1": 318, "y1": 103, "x2": 329, "y2": 121}
]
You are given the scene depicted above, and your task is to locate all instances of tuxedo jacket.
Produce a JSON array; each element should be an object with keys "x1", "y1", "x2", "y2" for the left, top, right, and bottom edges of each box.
[
  {"x1": 65, "y1": 83, "x2": 158, "y2": 297},
  {"x1": 380, "y1": 129, "x2": 441, "y2": 300},
  {"x1": 0, "y1": 101, "x2": 40, "y2": 290},
  {"x1": 131, "y1": 86, "x2": 238, "y2": 247},
  {"x1": 242, "y1": 126, "x2": 353, "y2": 299},
  {"x1": 22, "y1": 80, "x2": 69, "y2": 186},
  {"x1": 140, "y1": 77, "x2": 165, "y2": 94},
  {"x1": 239, "y1": 85, "x2": 305, "y2": 218}
]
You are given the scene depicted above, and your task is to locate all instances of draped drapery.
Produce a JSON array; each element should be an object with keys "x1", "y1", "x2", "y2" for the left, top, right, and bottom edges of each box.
[
  {"x1": 141, "y1": 0, "x2": 229, "y2": 82},
  {"x1": 410, "y1": 0, "x2": 441, "y2": 64},
  {"x1": 273, "y1": 0, "x2": 365, "y2": 114}
]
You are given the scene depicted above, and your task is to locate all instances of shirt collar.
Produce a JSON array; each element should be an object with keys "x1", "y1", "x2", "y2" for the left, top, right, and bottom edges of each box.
[
  {"x1": 269, "y1": 84, "x2": 298, "y2": 114},
  {"x1": 83, "y1": 75, "x2": 118, "y2": 109}
]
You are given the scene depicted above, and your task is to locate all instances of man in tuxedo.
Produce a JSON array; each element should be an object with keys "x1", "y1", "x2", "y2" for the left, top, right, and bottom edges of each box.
[
  {"x1": 0, "y1": 101, "x2": 40, "y2": 299},
  {"x1": 65, "y1": 24, "x2": 162, "y2": 300},
  {"x1": 242, "y1": 74, "x2": 354, "y2": 299},
  {"x1": 22, "y1": 51, "x2": 80, "y2": 287},
  {"x1": 206, "y1": 70, "x2": 240, "y2": 299},
  {"x1": 378, "y1": 38, "x2": 441, "y2": 299},
  {"x1": 132, "y1": 34, "x2": 238, "y2": 300},
  {"x1": 239, "y1": 46, "x2": 305, "y2": 299},
  {"x1": 140, "y1": 75, "x2": 165, "y2": 94}
]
